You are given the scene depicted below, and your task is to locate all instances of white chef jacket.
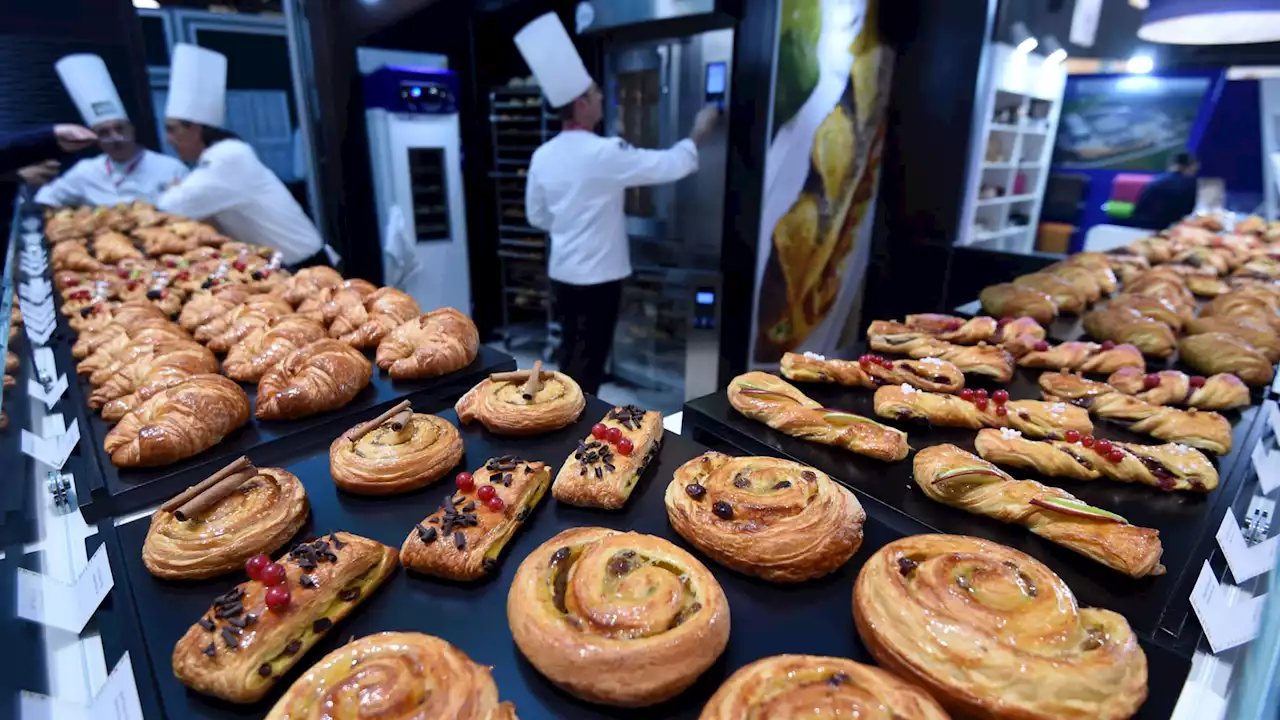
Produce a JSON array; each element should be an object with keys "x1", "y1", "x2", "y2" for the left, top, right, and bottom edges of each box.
[
  {"x1": 158, "y1": 139, "x2": 323, "y2": 265},
  {"x1": 33, "y1": 149, "x2": 188, "y2": 207},
  {"x1": 526, "y1": 130, "x2": 698, "y2": 286}
]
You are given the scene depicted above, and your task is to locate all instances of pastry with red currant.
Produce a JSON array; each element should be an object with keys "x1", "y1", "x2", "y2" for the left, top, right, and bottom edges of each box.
[
  {"x1": 1106, "y1": 367, "x2": 1250, "y2": 411},
  {"x1": 874, "y1": 383, "x2": 1093, "y2": 440},
  {"x1": 1016, "y1": 339, "x2": 1146, "y2": 375},
  {"x1": 552, "y1": 404, "x2": 663, "y2": 509},
  {"x1": 329, "y1": 401, "x2": 463, "y2": 495},
  {"x1": 780, "y1": 350, "x2": 965, "y2": 394},
  {"x1": 900, "y1": 313, "x2": 998, "y2": 344},
  {"x1": 1082, "y1": 306, "x2": 1177, "y2": 358},
  {"x1": 399, "y1": 458, "x2": 552, "y2": 580},
  {"x1": 171, "y1": 531, "x2": 396, "y2": 703},
  {"x1": 866, "y1": 323, "x2": 1016, "y2": 382}
]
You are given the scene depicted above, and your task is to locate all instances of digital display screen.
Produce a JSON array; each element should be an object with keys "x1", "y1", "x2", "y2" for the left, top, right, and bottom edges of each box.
[
  {"x1": 704, "y1": 63, "x2": 727, "y2": 95},
  {"x1": 696, "y1": 291, "x2": 716, "y2": 305}
]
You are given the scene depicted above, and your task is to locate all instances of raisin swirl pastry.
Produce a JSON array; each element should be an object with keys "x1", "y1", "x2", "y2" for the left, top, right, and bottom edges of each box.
[
  {"x1": 172, "y1": 533, "x2": 398, "y2": 703},
  {"x1": 105, "y1": 374, "x2": 250, "y2": 467},
  {"x1": 142, "y1": 468, "x2": 309, "y2": 579},
  {"x1": 257, "y1": 340, "x2": 373, "y2": 420},
  {"x1": 1178, "y1": 333, "x2": 1274, "y2": 387},
  {"x1": 667, "y1": 452, "x2": 865, "y2": 582},
  {"x1": 1106, "y1": 367, "x2": 1250, "y2": 411},
  {"x1": 853, "y1": 534, "x2": 1149, "y2": 719},
  {"x1": 265, "y1": 632, "x2": 517, "y2": 720},
  {"x1": 330, "y1": 412, "x2": 463, "y2": 495},
  {"x1": 874, "y1": 384, "x2": 1092, "y2": 439},
  {"x1": 974, "y1": 428, "x2": 1219, "y2": 492},
  {"x1": 553, "y1": 405, "x2": 663, "y2": 509},
  {"x1": 979, "y1": 283, "x2": 1058, "y2": 324},
  {"x1": 455, "y1": 371, "x2": 585, "y2": 435},
  {"x1": 507, "y1": 527, "x2": 730, "y2": 707},
  {"x1": 729, "y1": 372, "x2": 910, "y2": 461},
  {"x1": 780, "y1": 351, "x2": 965, "y2": 394},
  {"x1": 1082, "y1": 307, "x2": 1176, "y2": 357},
  {"x1": 1015, "y1": 341, "x2": 1146, "y2": 374}
]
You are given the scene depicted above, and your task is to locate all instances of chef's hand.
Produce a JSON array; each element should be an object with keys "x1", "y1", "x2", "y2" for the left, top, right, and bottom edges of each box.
[
  {"x1": 17, "y1": 160, "x2": 60, "y2": 187},
  {"x1": 691, "y1": 106, "x2": 722, "y2": 145},
  {"x1": 54, "y1": 124, "x2": 98, "y2": 152}
]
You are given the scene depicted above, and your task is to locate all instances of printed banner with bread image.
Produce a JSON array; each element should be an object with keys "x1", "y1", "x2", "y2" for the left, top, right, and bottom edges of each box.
[{"x1": 752, "y1": 0, "x2": 893, "y2": 364}]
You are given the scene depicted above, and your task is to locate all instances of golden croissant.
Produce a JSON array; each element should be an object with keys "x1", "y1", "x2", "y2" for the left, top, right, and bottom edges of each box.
[
  {"x1": 104, "y1": 374, "x2": 250, "y2": 467},
  {"x1": 375, "y1": 307, "x2": 479, "y2": 379},
  {"x1": 328, "y1": 286, "x2": 422, "y2": 348},
  {"x1": 256, "y1": 339, "x2": 373, "y2": 420},
  {"x1": 222, "y1": 315, "x2": 328, "y2": 383},
  {"x1": 93, "y1": 341, "x2": 220, "y2": 422}
]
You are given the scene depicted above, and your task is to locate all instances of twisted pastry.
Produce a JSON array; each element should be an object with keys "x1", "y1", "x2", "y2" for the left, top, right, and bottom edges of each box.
[
  {"x1": 780, "y1": 351, "x2": 964, "y2": 393},
  {"x1": 979, "y1": 283, "x2": 1057, "y2": 324},
  {"x1": 223, "y1": 315, "x2": 328, "y2": 383},
  {"x1": 1061, "y1": 251, "x2": 1119, "y2": 294},
  {"x1": 1015, "y1": 341, "x2": 1146, "y2": 374},
  {"x1": 330, "y1": 412, "x2": 463, "y2": 495},
  {"x1": 257, "y1": 339, "x2": 373, "y2": 420},
  {"x1": 104, "y1": 374, "x2": 250, "y2": 467},
  {"x1": 853, "y1": 534, "x2": 1149, "y2": 719},
  {"x1": 1184, "y1": 315, "x2": 1280, "y2": 363},
  {"x1": 553, "y1": 405, "x2": 663, "y2": 509},
  {"x1": 328, "y1": 287, "x2": 422, "y2": 348},
  {"x1": 142, "y1": 467, "x2": 308, "y2": 579},
  {"x1": 901, "y1": 313, "x2": 998, "y2": 343},
  {"x1": 874, "y1": 384, "x2": 1092, "y2": 439},
  {"x1": 974, "y1": 428, "x2": 1219, "y2": 492},
  {"x1": 1106, "y1": 366, "x2": 1250, "y2": 411},
  {"x1": 95, "y1": 342, "x2": 220, "y2": 422},
  {"x1": 1179, "y1": 333, "x2": 1274, "y2": 386},
  {"x1": 1199, "y1": 291, "x2": 1280, "y2": 333},
  {"x1": 667, "y1": 452, "x2": 865, "y2": 582},
  {"x1": 1014, "y1": 272, "x2": 1087, "y2": 314},
  {"x1": 867, "y1": 324, "x2": 1015, "y2": 381},
  {"x1": 279, "y1": 265, "x2": 343, "y2": 306},
  {"x1": 265, "y1": 632, "x2": 517, "y2": 720},
  {"x1": 1082, "y1": 307, "x2": 1175, "y2": 357},
  {"x1": 1043, "y1": 261, "x2": 1103, "y2": 303},
  {"x1": 993, "y1": 315, "x2": 1048, "y2": 343},
  {"x1": 507, "y1": 527, "x2": 730, "y2": 707},
  {"x1": 1123, "y1": 269, "x2": 1197, "y2": 317},
  {"x1": 1105, "y1": 293, "x2": 1189, "y2": 330},
  {"x1": 728, "y1": 372, "x2": 910, "y2": 461},
  {"x1": 455, "y1": 371, "x2": 585, "y2": 435},
  {"x1": 699, "y1": 654, "x2": 949, "y2": 720},
  {"x1": 375, "y1": 308, "x2": 480, "y2": 379}
]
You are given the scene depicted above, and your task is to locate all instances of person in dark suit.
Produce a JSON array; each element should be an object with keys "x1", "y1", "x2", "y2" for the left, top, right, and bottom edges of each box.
[
  {"x1": 0, "y1": 125, "x2": 97, "y2": 173},
  {"x1": 1133, "y1": 152, "x2": 1199, "y2": 231}
]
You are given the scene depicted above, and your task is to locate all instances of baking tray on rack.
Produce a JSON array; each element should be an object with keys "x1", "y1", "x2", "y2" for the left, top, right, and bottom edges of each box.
[{"x1": 95, "y1": 394, "x2": 1187, "y2": 719}]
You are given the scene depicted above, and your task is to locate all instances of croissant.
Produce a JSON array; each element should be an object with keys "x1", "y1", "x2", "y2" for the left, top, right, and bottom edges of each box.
[
  {"x1": 51, "y1": 241, "x2": 103, "y2": 272},
  {"x1": 165, "y1": 220, "x2": 227, "y2": 246},
  {"x1": 1124, "y1": 269, "x2": 1197, "y2": 315},
  {"x1": 256, "y1": 339, "x2": 373, "y2": 420},
  {"x1": 278, "y1": 265, "x2": 343, "y2": 307},
  {"x1": 1183, "y1": 271, "x2": 1230, "y2": 297},
  {"x1": 901, "y1": 313, "x2": 998, "y2": 343},
  {"x1": 177, "y1": 285, "x2": 252, "y2": 331},
  {"x1": 92, "y1": 231, "x2": 143, "y2": 263},
  {"x1": 94, "y1": 342, "x2": 220, "y2": 421},
  {"x1": 1106, "y1": 366, "x2": 1250, "y2": 411},
  {"x1": 1082, "y1": 307, "x2": 1176, "y2": 357},
  {"x1": 313, "y1": 279, "x2": 378, "y2": 323},
  {"x1": 1179, "y1": 333, "x2": 1274, "y2": 387},
  {"x1": 913, "y1": 445, "x2": 1164, "y2": 577},
  {"x1": 104, "y1": 374, "x2": 250, "y2": 467},
  {"x1": 222, "y1": 315, "x2": 327, "y2": 383},
  {"x1": 135, "y1": 227, "x2": 196, "y2": 257},
  {"x1": 780, "y1": 351, "x2": 965, "y2": 393},
  {"x1": 979, "y1": 282, "x2": 1057, "y2": 324},
  {"x1": 375, "y1": 307, "x2": 480, "y2": 379},
  {"x1": 867, "y1": 324, "x2": 1015, "y2": 381},
  {"x1": 974, "y1": 427, "x2": 1219, "y2": 492},
  {"x1": 193, "y1": 293, "x2": 292, "y2": 347},
  {"x1": 874, "y1": 384, "x2": 1092, "y2": 439},
  {"x1": 77, "y1": 321, "x2": 192, "y2": 378},
  {"x1": 1014, "y1": 272, "x2": 1087, "y2": 314},
  {"x1": 1015, "y1": 340, "x2": 1146, "y2": 375},
  {"x1": 1105, "y1": 294, "x2": 1189, "y2": 330},
  {"x1": 71, "y1": 304, "x2": 171, "y2": 358},
  {"x1": 328, "y1": 287, "x2": 422, "y2": 348}
]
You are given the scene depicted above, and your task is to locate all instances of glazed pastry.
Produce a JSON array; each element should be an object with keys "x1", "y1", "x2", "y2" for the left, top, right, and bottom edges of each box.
[
  {"x1": 95, "y1": 341, "x2": 220, "y2": 422},
  {"x1": 992, "y1": 315, "x2": 1047, "y2": 343},
  {"x1": 552, "y1": 404, "x2": 663, "y2": 509},
  {"x1": 375, "y1": 307, "x2": 480, "y2": 379},
  {"x1": 278, "y1": 265, "x2": 343, "y2": 307},
  {"x1": 455, "y1": 367, "x2": 585, "y2": 435},
  {"x1": 330, "y1": 403, "x2": 463, "y2": 495},
  {"x1": 1013, "y1": 272, "x2": 1087, "y2": 314},
  {"x1": 136, "y1": 226, "x2": 196, "y2": 256},
  {"x1": 171, "y1": 532, "x2": 397, "y2": 703},
  {"x1": 142, "y1": 464, "x2": 309, "y2": 579},
  {"x1": 1062, "y1": 251, "x2": 1120, "y2": 295},
  {"x1": 328, "y1": 286, "x2": 422, "y2": 348},
  {"x1": 902, "y1": 313, "x2": 998, "y2": 343},
  {"x1": 265, "y1": 632, "x2": 517, "y2": 720},
  {"x1": 699, "y1": 654, "x2": 949, "y2": 720},
  {"x1": 729, "y1": 372, "x2": 910, "y2": 461},
  {"x1": 1091, "y1": 393, "x2": 1233, "y2": 455},
  {"x1": 1183, "y1": 315, "x2": 1280, "y2": 362},
  {"x1": 1124, "y1": 269, "x2": 1197, "y2": 317},
  {"x1": 1043, "y1": 261, "x2": 1103, "y2": 303},
  {"x1": 1184, "y1": 272, "x2": 1230, "y2": 297},
  {"x1": 1179, "y1": 333, "x2": 1274, "y2": 386},
  {"x1": 104, "y1": 374, "x2": 250, "y2": 467},
  {"x1": 874, "y1": 384, "x2": 1092, "y2": 439},
  {"x1": 400, "y1": 458, "x2": 551, "y2": 580},
  {"x1": 304, "y1": 278, "x2": 377, "y2": 324},
  {"x1": 667, "y1": 452, "x2": 864, "y2": 582},
  {"x1": 974, "y1": 427, "x2": 1219, "y2": 492},
  {"x1": 780, "y1": 350, "x2": 964, "y2": 393},
  {"x1": 76, "y1": 320, "x2": 191, "y2": 375},
  {"x1": 1082, "y1": 307, "x2": 1176, "y2": 357},
  {"x1": 256, "y1": 339, "x2": 373, "y2": 420},
  {"x1": 1107, "y1": 367, "x2": 1250, "y2": 411},
  {"x1": 193, "y1": 293, "x2": 292, "y2": 347},
  {"x1": 867, "y1": 324, "x2": 1015, "y2": 381},
  {"x1": 1106, "y1": 294, "x2": 1189, "y2": 330},
  {"x1": 979, "y1": 282, "x2": 1058, "y2": 324},
  {"x1": 222, "y1": 315, "x2": 328, "y2": 383},
  {"x1": 92, "y1": 231, "x2": 143, "y2": 263},
  {"x1": 1039, "y1": 369, "x2": 1119, "y2": 404},
  {"x1": 1016, "y1": 340, "x2": 1146, "y2": 374},
  {"x1": 853, "y1": 534, "x2": 1149, "y2": 719},
  {"x1": 507, "y1": 527, "x2": 730, "y2": 707}
]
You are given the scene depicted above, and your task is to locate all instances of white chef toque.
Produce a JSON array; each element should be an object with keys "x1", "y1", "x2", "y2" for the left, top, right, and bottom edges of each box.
[
  {"x1": 55, "y1": 54, "x2": 128, "y2": 126},
  {"x1": 165, "y1": 43, "x2": 228, "y2": 128},
  {"x1": 514, "y1": 12, "x2": 592, "y2": 108}
]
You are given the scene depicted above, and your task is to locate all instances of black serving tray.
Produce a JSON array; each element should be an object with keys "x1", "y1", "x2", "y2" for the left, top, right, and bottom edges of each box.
[
  {"x1": 72, "y1": 345, "x2": 514, "y2": 521},
  {"x1": 97, "y1": 395, "x2": 1186, "y2": 719}
]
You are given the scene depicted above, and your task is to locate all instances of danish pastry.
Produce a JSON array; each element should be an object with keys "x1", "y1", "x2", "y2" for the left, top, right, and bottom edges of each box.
[
  {"x1": 1013, "y1": 272, "x2": 1087, "y2": 314},
  {"x1": 667, "y1": 452, "x2": 864, "y2": 582},
  {"x1": 507, "y1": 527, "x2": 729, "y2": 707},
  {"x1": 1105, "y1": 294, "x2": 1189, "y2": 330},
  {"x1": 455, "y1": 366, "x2": 585, "y2": 435},
  {"x1": 104, "y1": 374, "x2": 250, "y2": 467},
  {"x1": 874, "y1": 384, "x2": 1092, "y2": 439},
  {"x1": 552, "y1": 404, "x2": 663, "y2": 509},
  {"x1": 901, "y1": 313, "x2": 998, "y2": 343},
  {"x1": 330, "y1": 402, "x2": 463, "y2": 495},
  {"x1": 328, "y1": 287, "x2": 422, "y2": 348},
  {"x1": 979, "y1": 282, "x2": 1058, "y2": 324},
  {"x1": 375, "y1": 307, "x2": 480, "y2": 379},
  {"x1": 1082, "y1": 307, "x2": 1176, "y2": 357},
  {"x1": 1184, "y1": 316, "x2": 1280, "y2": 363},
  {"x1": 1015, "y1": 340, "x2": 1146, "y2": 374},
  {"x1": 222, "y1": 315, "x2": 328, "y2": 383},
  {"x1": 1179, "y1": 333, "x2": 1274, "y2": 387},
  {"x1": 780, "y1": 351, "x2": 965, "y2": 394},
  {"x1": 1106, "y1": 366, "x2": 1250, "y2": 411},
  {"x1": 1074, "y1": 392, "x2": 1234, "y2": 456},
  {"x1": 256, "y1": 339, "x2": 373, "y2": 420},
  {"x1": 867, "y1": 323, "x2": 1016, "y2": 381}
]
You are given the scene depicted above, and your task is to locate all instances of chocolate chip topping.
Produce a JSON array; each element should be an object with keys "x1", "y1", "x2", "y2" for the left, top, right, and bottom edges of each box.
[
  {"x1": 312, "y1": 618, "x2": 332, "y2": 633},
  {"x1": 198, "y1": 618, "x2": 215, "y2": 632},
  {"x1": 712, "y1": 501, "x2": 733, "y2": 519},
  {"x1": 203, "y1": 642, "x2": 216, "y2": 657},
  {"x1": 685, "y1": 483, "x2": 706, "y2": 500},
  {"x1": 416, "y1": 524, "x2": 438, "y2": 544},
  {"x1": 299, "y1": 575, "x2": 316, "y2": 588},
  {"x1": 772, "y1": 480, "x2": 792, "y2": 489},
  {"x1": 282, "y1": 639, "x2": 302, "y2": 656},
  {"x1": 897, "y1": 557, "x2": 919, "y2": 576},
  {"x1": 258, "y1": 664, "x2": 272, "y2": 677},
  {"x1": 454, "y1": 531, "x2": 467, "y2": 550},
  {"x1": 221, "y1": 627, "x2": 240, "y2": 648},
  {"x1": 607, "y1": 404, "x2": 647, "y2": 430}
]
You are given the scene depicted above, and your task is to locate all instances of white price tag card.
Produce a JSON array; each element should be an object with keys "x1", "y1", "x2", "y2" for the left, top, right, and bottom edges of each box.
[
  {"x1": 22, "y1": 297, "x2": 54, "y2": 322},
  {"x1": 16, "y1": 544, "x2": 113, "y2": 633},
  {"x1": 20, "y1": 419, "x2": 79, "y2": 470},
  {"x1": 1189, "y1": 561, "x2": 1268, "y2": 653},
  {"x1": 19, "y1": 653, "x2": 143, "y2": 720},
  {"x1": 33, "y1": 346, "x2": 56, "y2": 380},
  {"x1": 28, "y1": 374, "x2": 67, "y2": 410},
  {"x1": 1216, "y1": 511, "x2": 1278, "y2": 582},
  {"x1": 1253, "y1": 443, "x2": 1280, "y2": 495},
  {"x1": 17, "y1": 278, "x2": 51, "y2": 302},
  {"x1": 25, "y1": 322, "x2": 53, "y2": 347}
]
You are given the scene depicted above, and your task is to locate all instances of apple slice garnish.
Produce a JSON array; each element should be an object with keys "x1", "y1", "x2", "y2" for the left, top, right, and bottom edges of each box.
[
  {"x1": 1029, "y1": 496, "x2": 1128, "y2": 524},
  {"x1": 822, "y1": 410, "x2": 906, "y2": 436},
  {"x1": 736, "y1": 383, "x2": 796, "y2": 401},
  {"x1": 932, "y1": 465, "x2": 1005, "y2": 485}
]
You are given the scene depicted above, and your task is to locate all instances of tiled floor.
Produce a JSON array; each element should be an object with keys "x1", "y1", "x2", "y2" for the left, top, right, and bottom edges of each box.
[{"x1": 487, "y1": 343, "x2": 679, "y2": 413}]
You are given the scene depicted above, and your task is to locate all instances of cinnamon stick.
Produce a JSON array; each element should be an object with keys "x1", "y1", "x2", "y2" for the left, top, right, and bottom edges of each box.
[
  {"x1": 174, "y1": 467, "x2": 259, "y2": 521},
  {"x1": 161, "y1": 456, "x2": 250, "y2": 512},
  {"x1": 489, "y1": 370, "x2": 554, "y2": 383},
  {"x1": 388, "y1": 409, "x2": 414, "y2": 431},
  {"x1": 522, "y1": 360, "x2": 543, "y2": 400},
  {"x1": 346, "y1": 400, "x2": 412, "y2": 442}
]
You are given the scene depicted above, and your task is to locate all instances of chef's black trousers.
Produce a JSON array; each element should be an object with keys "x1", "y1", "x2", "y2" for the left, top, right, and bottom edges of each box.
[{"x1": 551, "y1": 279, "x2": 622, "y2": 396}]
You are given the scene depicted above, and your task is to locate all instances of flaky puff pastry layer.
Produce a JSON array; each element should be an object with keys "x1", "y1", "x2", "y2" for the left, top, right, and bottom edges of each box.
[
  {"x1": 265, "y1": 632, "x2": 517, "y2": 720},
  {"x1": 507, "y1": 527, "x2": 729, "y2": 707},
  {"x1": 867, "y1": 322, "x2": 1016, "y2": 381},
  {"x1": 330, "y1": 413, "x2": 463, "y2": 495},
  {"x1": 854, "y1": 534, "x2": 1149, "y2": 719},
  {"x1": 455, "y1": 371, "x2": 585, "y2": 436},
  {"x1": 223, "y1": 315, "x2": 328, "y2": 383},
  {"x1": 375, "y1": 307, "x2": 479, "y2": 380},
  {"x1": 902, "y1": 313, "x2": 999, "y2": 343},
  {"x1": 105, "y1": 373, "x2": 250, "y2": 467},
  {"x1": 143, "y1": 468, "x2": 308, "y2": 579},
  {"x1": 1179, "y1": 333, "x2": 1274, "y2": 387},
  {"x1": 873, "y1": 384, "x2": 1092, "y2": 440},
  {"x1": 780, "y1": 351, "x2": 965, "y2": 394},
  {"x1": 667, "y1": 452, "x2": 864, "y2": 582},
  {"x1": 257, "y1": 339, "x2": 373, "y2": 421},
  {"x1": 1106, "y1": 367, "x2": 1250, "y2": 411},
  {"x1": 1015, "y1": 340, "x2": 1145, "y2": 374}
]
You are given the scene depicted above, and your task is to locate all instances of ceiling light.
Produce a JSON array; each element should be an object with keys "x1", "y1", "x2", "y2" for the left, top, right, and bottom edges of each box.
[
  {"x1": 1139, "y1": 0, "x2": 1280, "y2": 45},
  {"x1": 132, "y1": 0, "x2": 160, "y2": 7},
  {"x1": 1042, "y1": 35, "x2": 1067, "y2": 64},
  {"x1": 1127, "y1": 54, "x2": 1154, "y2": 74},
  {"x1": 1012, "y1": 21, "x2": 1038, "y2": 54}
]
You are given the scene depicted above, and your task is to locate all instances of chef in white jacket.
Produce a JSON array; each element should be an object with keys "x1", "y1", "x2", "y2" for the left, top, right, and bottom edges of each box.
[
  {"x1": 158, "y1": 44, "x2": 335, "y2": 269},
  {"x1": 516, "y1": 13, "x2": 719, "y2": 394},
  {"x1": 24, "y1": 54, "x2": 187, "y2": 207}
]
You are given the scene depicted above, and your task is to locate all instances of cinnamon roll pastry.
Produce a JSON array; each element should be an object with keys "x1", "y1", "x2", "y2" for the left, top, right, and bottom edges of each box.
[
  {"x1": 902, "y1": 313, "x2": 998, "y2": 343},
  {"x1": 400, "y1": 458, "x2": 551, "y2": 580},
  {"x1": 975, "y1": 428, "x2": 1219, "y2": 492},
  {"x1": 979, "y1": 282, "x2": 1058, "y2": 325},
  {"x1": 96, "y1": 342, "x2": 221, "y2": 422},
  {"x1": 729, "y1": 372, "x2": 910, "y2": 461},
  {"x1": 256, "y1": 339, "x2": 373, "y2": 420},
  {"x1": 92, "y1": 231, "x2": 143, "y2": 263},
  {"x1": 279, "y1": 265, "x2": 343, "y2": 307},
  {"x1": 143, "y1": 468, "x2": 309, "y2": 579},
  {"x1": 265, "y1": 632, "x2": 517, "y2": 720},
  {"x1": 1082, "y1": 307, "x2": 1176, "y2": 357},
  {"x1": 1184, "y1": 316, "x2": 1280, "y2": 362},
  {"x1": 853, "y1": 534, "x2": 1149, "y2": 719},
  {"x1": 105, "y1": 374, "x2": 250, "y2": 467},
  {"x1": 1179, "y1": 333, "x2": 1274, "y2": 386},
  {"x1": 874, "y1": 384, "x2": 1092, "y2": 439},
  {"x1": 223, "y1": 315, "x2": 328, "y2": 383},
  {"x1": 867, "y1": 326, "x2": 1016, "y2": 381},
  {"x1": 553, "y1": 404, "x2": 663, "y2": 509},
  {"x1": 193, "y1": 293, "x2": 292, "y2": 347},
  {"x1": 780, "y1": 351, "x2": 965, "y2": 393},
  {"x1": 330, "y1": 411, "x2": 463, "y2": 495},
  {"x1": 1107, "y1": 367, "x2": 1250, "y2": 411},
  {"x1": 455, "y1": 369, "x2": 585, "y2": 435},
  {"x1": 1016, "y1": 341, "x2": 1146, "y2": 374},
  {"x1": 1088, "y1": 392, "x2": 1233, "y2": 455},
  {"x1": 667, "y1": 452, "x2": 865, "y2": 582},
  {"x1": 375, "y1": 307, "x2": 480, "y2": 380},
  {"x1": 1043, "y1": 261, "x2": 1103, "y2": 303},
  {"x1": 328, "y1": 287, "x2": 422, "y2": 348},
  {"x1": 507, "y1": 527, "x2": 730, "y2": 707},
  {"x1": 172, "y1": 533, "x2": 397, "y2": 704},
  {"x1": 1014, "y1": 272, "x2": 1087, "y2": 314},
  {"x1": 1106, "y1": 294, "x2": 1189, "y2": 330},
  {"x1": 699, "y1": 654, "x2": 949, "y2": 720}
]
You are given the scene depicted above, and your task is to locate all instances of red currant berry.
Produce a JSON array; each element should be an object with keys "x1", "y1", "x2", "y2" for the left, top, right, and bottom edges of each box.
[
  {"x1": 1107, "y1": 449, "x2": 1125, "y2": 463},
  {"x1": 858, "y1": 357, "x2": 871, "y2": 370},
  {"x1": 1034, "y1": 340, "x2": 1049, "y2": 352},
  {"x1": 995, "y1": 405, "x2": 1008, "y2": 416},
  {"x1": 233, "y1": 260, "x2": 247, "y2": 272},
  {"x1": 991, "y1": 389, "x2": 1009, "y2": 404},
  {"x1": 975, "y1": 388, "x2": 988, "y2": 401},
  {"x1": 1100, "y1": 340, "x2": 1116, "y2": 351},
  {"x1": 617, "y1": 438, "x2": 635, "y2": 455},
  {"x1": 265, "y1": 586, "x2": 291, "y2": 612},
  {"x1": 1143, "y1": 373, "x2": 1160, "y2": 389},
  {"x1": 117, "y1": 267, "x2": 129, "y2": 278},
  {"x1": 997, "y1": 316, "x2": 1012, "y2": 327},
  {"x1": 1081, "y1": 435, "x2": 1096, "y2": 448},
  {"x1": 945, "y1": 319, "x2": 963, "y2": 331},
  {"x1": 165, "y1": 258, "x2": 177, "y2": 268},
  {"x1": 245, "y1": 554, "x2": 270, "y2": 580},
  {"x1": 1064, "y1": 429, "x2": 1080, "y2": 443},
  {"x1": 69, "y1": 289, "x2": 90, "y2": 300},
  {"x1": 477, "y1": 485, "x2": 496, "y2": 502},
  {"x1": 591, "y1": 423, "x2": 608, "y2": 440},
  {"x1": 176, "y1": 271, "x2": 191, "y2": 280},
  {"x1": 455, "y1": 472, "x2": 474, "y2": 492},
  {"x1": 881, "y1": 358, "x2": 894, "y2": 368},
  {"x1": 1190, "y1": 375, "x2": 1206, "y2": 388},
  {"x1": 959, "y1": 388, "x2": 975, "y2": 401},
  {"x1": 260, "y1": 562, "x2": 287, "y2": 587},
  {"x1": 975, "y1": 398, "x2": 989, "y2": 411},
  {"x1": 606, "y1": 427, "x2": 623, "y2": 444},
  {"x1": 126, "y1": 280, "x2": 139, "y2": 291},
  {"x1": 1094, "y1": 439, "x2": 1113, "y2": 454},
  {"x1": 486, "y1": 495, "x2": 505, "y2": 513}
]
